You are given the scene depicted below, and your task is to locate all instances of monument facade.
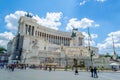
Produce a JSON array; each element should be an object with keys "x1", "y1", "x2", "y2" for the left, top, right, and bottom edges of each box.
[{"x1": 7, "y1": 15, "x2": 98, "y2": 67}]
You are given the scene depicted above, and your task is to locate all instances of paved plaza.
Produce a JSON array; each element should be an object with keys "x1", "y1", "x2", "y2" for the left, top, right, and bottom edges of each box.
[{"x1": 0, "y1": 69, "x2": 120, "y2": 80}]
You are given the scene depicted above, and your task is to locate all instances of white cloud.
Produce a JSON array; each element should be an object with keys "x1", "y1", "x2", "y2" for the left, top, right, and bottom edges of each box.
[
  {"x1": 79, "y1": 0, "x2": 107, "y2": 6},
  {"x1": 5, "y1": 11, "x2": 27, "y2": 32},
  {"x1": 80, "y1": 0, "x2": 88, "y2": 6},
  {"x1": 66, "y1": 17, "x2": 99, "y2": 47},
  {"x1": 95, "y1": 0, "x2": 107, "y2": 2},
  {"x1": 0, "y1": 32, "x2": 14, "y2": 40},
  {"x1": 82, "y1": 32, "x2": 98, "y2": 39},
  {"x1": 5, "y1": 11, "x2": 62, "y2": 32},
  {"x1": 66, "y1": 18, "x2": 99, "y2": 30},
  {"x1": 0, "y1": 32, "x2": 14, "y2": 47},
  {"x1": 33, "y1": 12, "x2": 62, "y2": 30},
  {"x1": 82, "y1": 32, "x2": 98, "y2": 46},
  {"x1": 0, "y1": 40, "x2": 8, "y2": 47},
  {"x1": 97, "y1": 31, "x2": 120, "y2": 54},
  {"x1": 94, "y1": 24, "x2": 100, "y2": 27}
]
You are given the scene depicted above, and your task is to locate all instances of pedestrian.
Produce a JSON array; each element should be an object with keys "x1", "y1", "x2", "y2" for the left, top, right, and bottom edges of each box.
[
  {"x1": 93, "y1": 67, "x2": 98, "y2": 78},
  {"x1": 101, "y1": 66, "x2": 104, "y2": 71},
  {"x1": 75, "y1": 68, "x2": 78, "y2": 75},
  {"x1": 90, "y1": 66, "x2": 94, "y2": 77},
  {"x1": 24, "y1": 64, "x2": 26, "y2": 70},
  {"x1": 49, "y1": 66, "x2": 52, "y2": 72},
  {"x1": 11, "y1": 64, "x2": 14, "y2": 72},
  {"x1": 54, "y1": 66, "x2": 56, "y2": 71},
  {"x1": 39, "y1": 65, "x2": 42, "y2": 70}
]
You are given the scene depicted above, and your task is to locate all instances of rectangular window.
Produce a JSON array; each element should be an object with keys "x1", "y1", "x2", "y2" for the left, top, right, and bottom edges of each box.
[
  {"x1": 25, "y1": 24, "x2": 28, "y2": 35},
  {"x1": 32, "y1": 26, "x2": 34, "y2": 36}
]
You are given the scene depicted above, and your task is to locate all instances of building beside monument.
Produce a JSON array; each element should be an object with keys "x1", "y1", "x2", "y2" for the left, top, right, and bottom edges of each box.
[{"x1": 7, "y1": 15, "x2": 99, "y2": 68}]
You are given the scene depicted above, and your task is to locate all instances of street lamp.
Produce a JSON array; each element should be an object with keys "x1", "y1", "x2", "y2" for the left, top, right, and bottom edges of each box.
[
  {"x1": 90, "y1": 50, "x2": 94, "y2": 66},
  {"x1": 87, "y1": 26, "x2": 95, "y2": 67}
]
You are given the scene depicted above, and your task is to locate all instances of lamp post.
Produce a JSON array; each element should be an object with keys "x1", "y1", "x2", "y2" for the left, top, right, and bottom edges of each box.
[
  {"x1": 88, "y1": 38, "x2": 94, "y2": 67},
  {"x1": 90, "y1": 49, "x2": 94, "y2": 66},
  {"x1": 87, "y1": 27, "x2": 95, "y2": 66}
]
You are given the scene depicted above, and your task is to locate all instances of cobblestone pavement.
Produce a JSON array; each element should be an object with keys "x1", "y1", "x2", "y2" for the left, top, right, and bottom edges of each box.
[{"x1": 0, "y1": 69, "x2": 120, "y2": 80}]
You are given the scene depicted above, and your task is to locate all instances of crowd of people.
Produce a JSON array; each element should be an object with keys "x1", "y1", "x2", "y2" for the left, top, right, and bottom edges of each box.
[
  {"x1": 0, "y1": 63, "x2": 57, "y2": 72},
  {"x1": 0, "y1": 63, "x2": 28, "y2": 72}
]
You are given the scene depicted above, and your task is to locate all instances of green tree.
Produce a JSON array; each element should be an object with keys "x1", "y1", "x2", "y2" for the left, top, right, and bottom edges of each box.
[
  {"x1": 0, "y1": 47, "x2": 7, "y2": 54},
  {"x1": 118, "y1": 56, "x2": 120, "y2": 59},
  {"x1": 104, "y1": 53, "x2": 112, "y2": 58}
]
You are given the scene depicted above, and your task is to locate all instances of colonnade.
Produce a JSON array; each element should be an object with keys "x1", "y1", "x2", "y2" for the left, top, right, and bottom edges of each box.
[
  {"x1": 25, "y1": 24, "x2": 34, "y2": 36},
  {"x1": 25, "y1": 24, "x2": 71, "y2": 46}
]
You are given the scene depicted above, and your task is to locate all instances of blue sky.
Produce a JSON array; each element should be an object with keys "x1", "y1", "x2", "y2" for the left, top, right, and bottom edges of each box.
[{"x1": 0, "y1": 0, "x2": 120, "y2": 55}]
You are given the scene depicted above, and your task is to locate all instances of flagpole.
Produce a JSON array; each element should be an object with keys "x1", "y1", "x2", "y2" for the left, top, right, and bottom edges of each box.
[
  {"x1": 112, "y1": 35, "x2": 116, "y2": 55},
  {"x1": 88, "y1": 27, "x2": 91, "y2": 51},
  {"x1": 87, "y1": 27, "x2": 93, "y2": 66},
  {"x1": 111, "y1": 35, "x2": 117, "y2": 60}
]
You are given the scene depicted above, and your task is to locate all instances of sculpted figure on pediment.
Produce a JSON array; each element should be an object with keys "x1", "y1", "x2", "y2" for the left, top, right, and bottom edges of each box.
[{"x1": 32, "y1": 39, "x2": 39, "y2": 49}]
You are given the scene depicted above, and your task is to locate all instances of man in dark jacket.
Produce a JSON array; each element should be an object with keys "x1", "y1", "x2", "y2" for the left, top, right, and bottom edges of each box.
[
  {"x1": 90, "y1": 66, "x2": 94, "y2": 77},
  {"x1": 93, "y1": 67, "x2": 98, "y2": 78}
]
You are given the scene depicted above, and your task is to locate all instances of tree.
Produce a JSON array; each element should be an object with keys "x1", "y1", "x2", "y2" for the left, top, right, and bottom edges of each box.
[
  {"x1": 104, "y1": 53, "x2": 112, "y2": 58},
  {"x1": 0, "y1": 47, "x2": 7, "y2": 54},
  {"x1": 118, "y1": 56, "x2": 120, "y2": 59}
]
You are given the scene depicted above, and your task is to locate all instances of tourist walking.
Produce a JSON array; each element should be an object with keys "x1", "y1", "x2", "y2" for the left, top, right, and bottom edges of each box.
[
  {"x1": 49, "y1": 66, "x2": 52, "y2": 72},
  {"x1": 90, "y1": 66, "x2": 94, "y2": 77},
  {"x1": 93, "y1": 67, "x2": 98, "y2": 78},
  {"x1": 75, "y1": 68, "x2": 78, "y2": 75}
]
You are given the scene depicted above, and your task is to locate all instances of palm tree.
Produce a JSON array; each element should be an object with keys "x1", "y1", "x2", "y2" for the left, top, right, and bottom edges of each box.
[{"x1": 0, "y1": 47, "x2": 7, "y2": 54}]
